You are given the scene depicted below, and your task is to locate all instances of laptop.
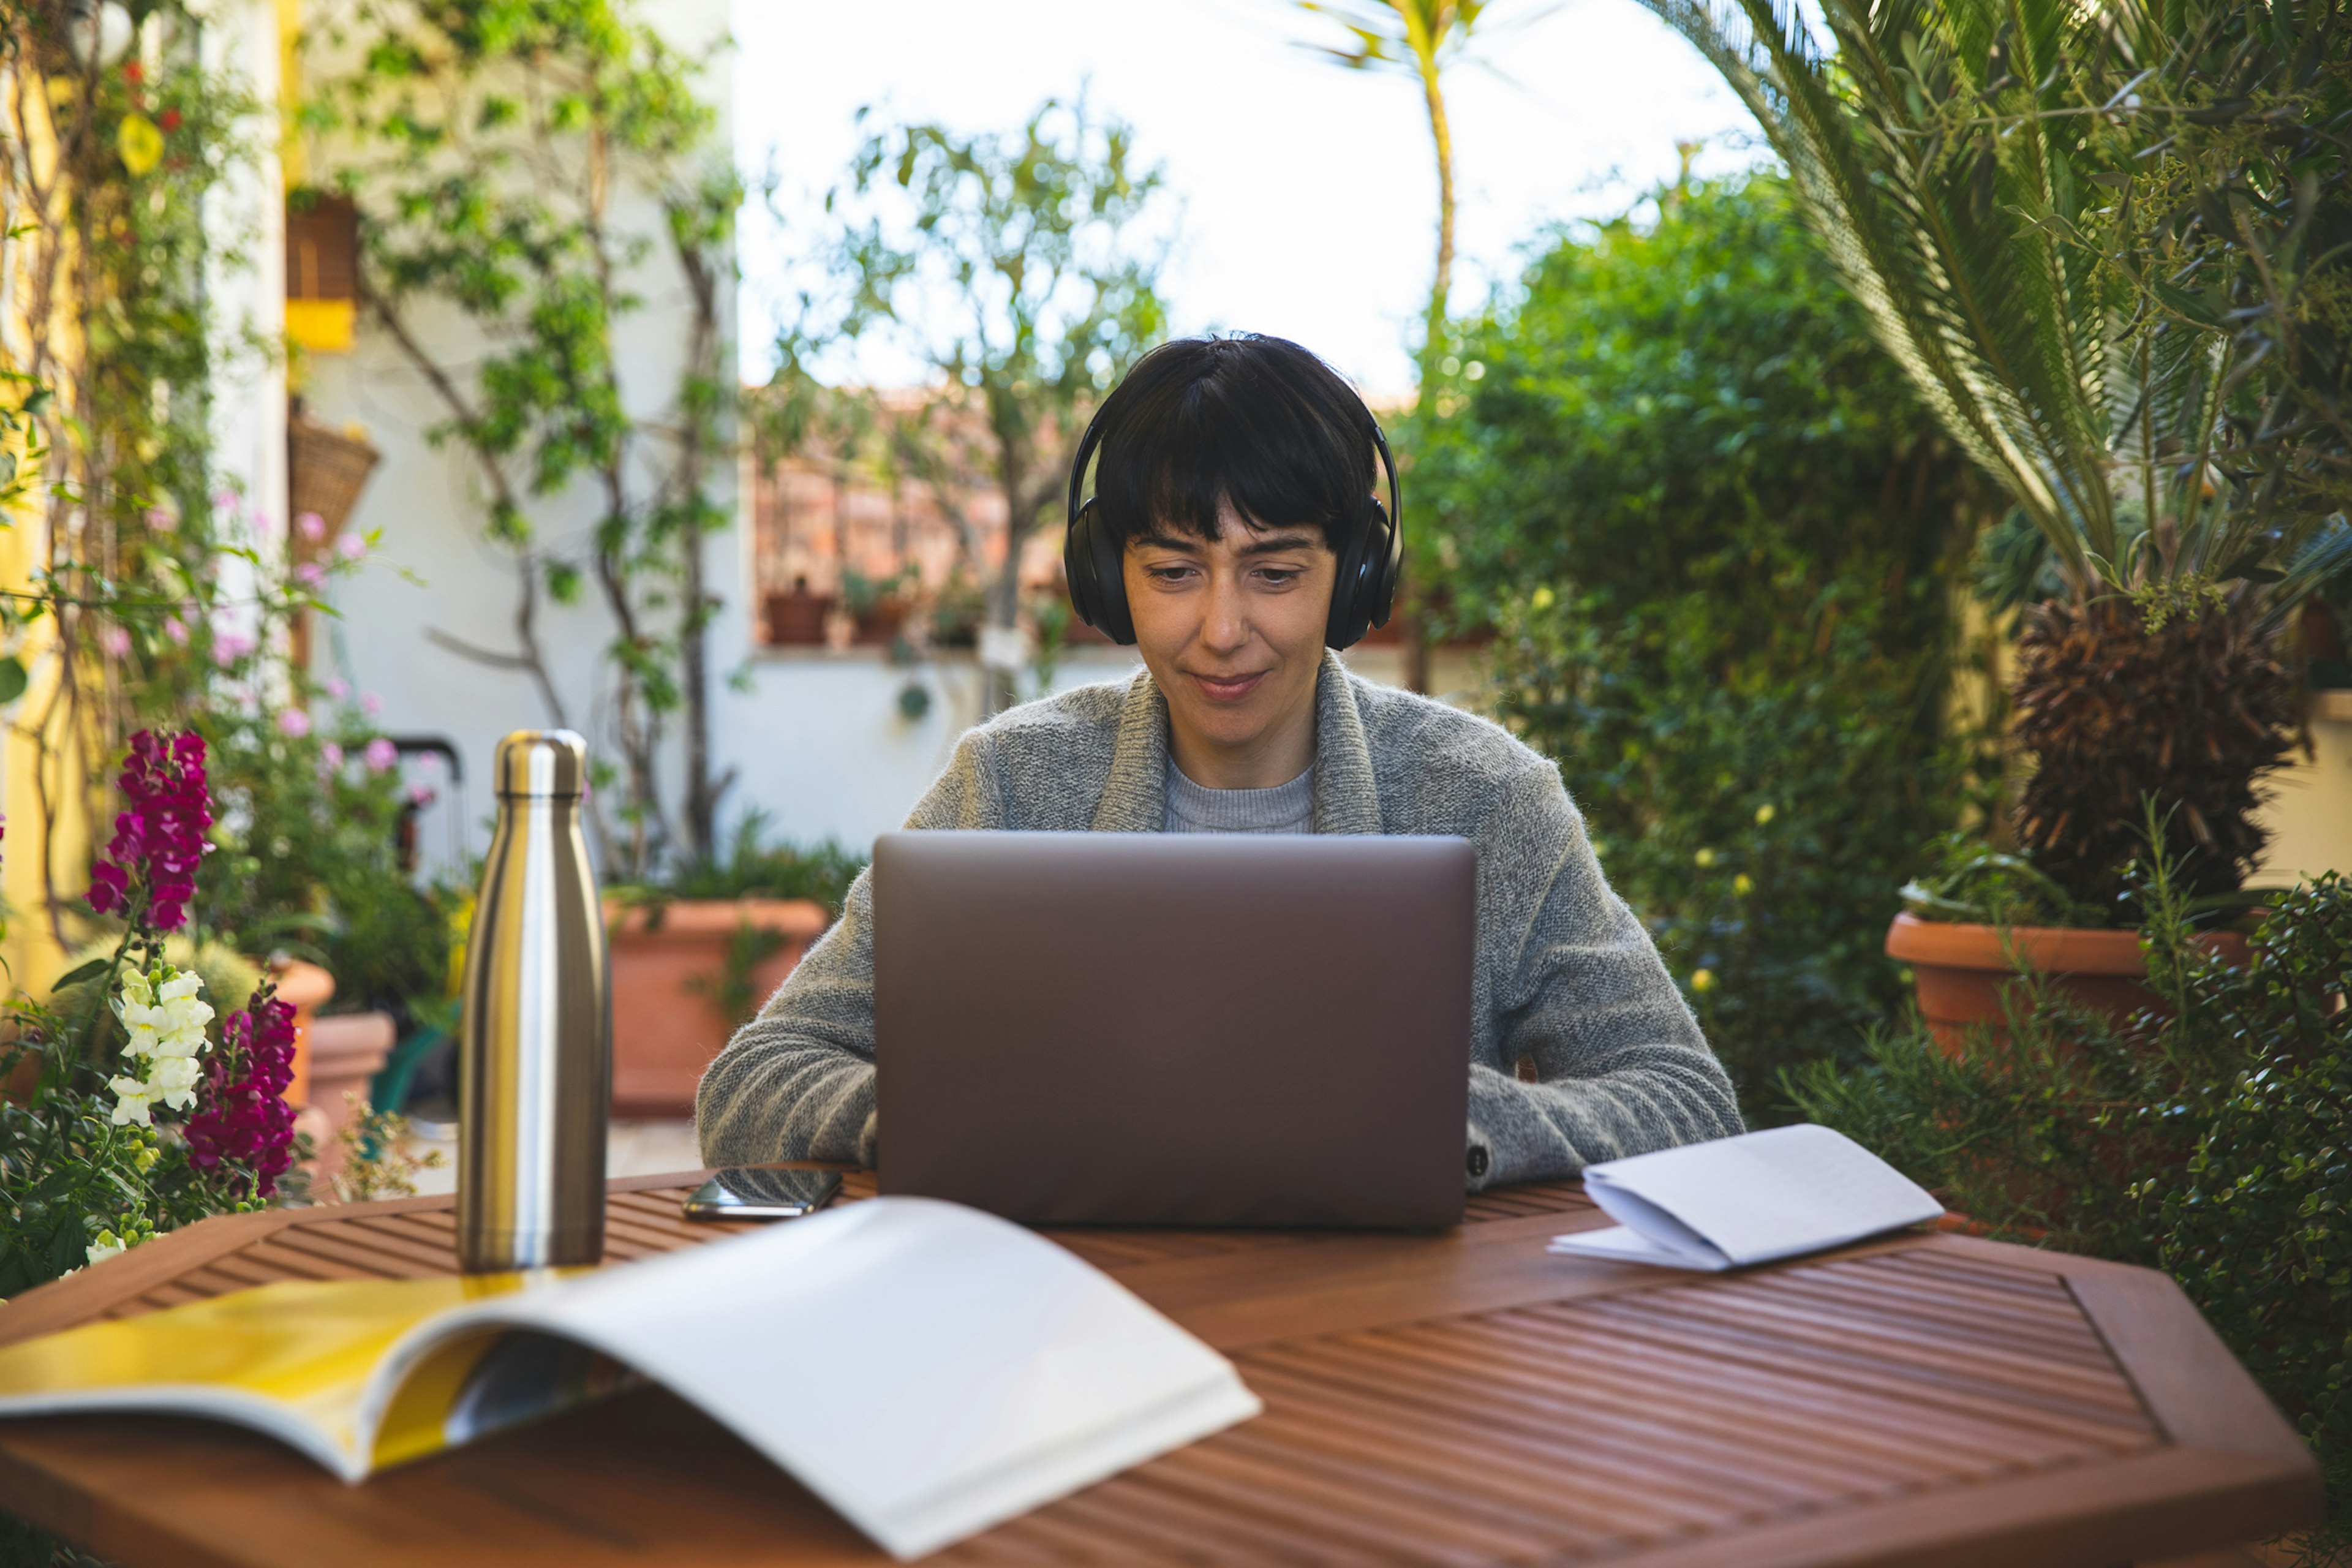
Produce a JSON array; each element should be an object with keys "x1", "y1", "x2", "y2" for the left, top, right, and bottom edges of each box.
[{"x1": 873, "y1": 831, "x2": 1474, "y2": 1229}]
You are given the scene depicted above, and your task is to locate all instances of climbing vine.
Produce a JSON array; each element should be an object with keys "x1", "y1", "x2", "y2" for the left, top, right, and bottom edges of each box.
[{"x1": 304, "y1": 0, "x2": 740, "y2": 874}]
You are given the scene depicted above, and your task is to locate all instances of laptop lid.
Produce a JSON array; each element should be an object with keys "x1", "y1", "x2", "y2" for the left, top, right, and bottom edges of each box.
[{"x1": 875, "y1": 831, "x2": 1474, "y2": 1229}]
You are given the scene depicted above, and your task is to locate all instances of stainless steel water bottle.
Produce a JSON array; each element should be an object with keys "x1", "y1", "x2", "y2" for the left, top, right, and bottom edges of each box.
[{"x1": 459, "y1": 730, "x2": 610, "y2": 1270}]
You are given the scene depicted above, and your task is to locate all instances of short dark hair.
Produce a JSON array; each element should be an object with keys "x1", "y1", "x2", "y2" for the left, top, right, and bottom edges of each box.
[{"x1": 1086, "y1": 334, "x2": 1380, "y2": 554}]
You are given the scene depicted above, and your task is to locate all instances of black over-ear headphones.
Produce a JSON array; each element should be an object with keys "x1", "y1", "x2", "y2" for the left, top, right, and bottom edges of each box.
[{"x1": 1062, "y1": 403, "x2": 1403, "y2": 649}]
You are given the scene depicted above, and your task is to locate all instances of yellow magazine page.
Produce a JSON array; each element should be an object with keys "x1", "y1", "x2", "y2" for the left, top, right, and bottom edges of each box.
[{"x1": 0, "y1": 1274, "x2": 542, "y2": 1479}]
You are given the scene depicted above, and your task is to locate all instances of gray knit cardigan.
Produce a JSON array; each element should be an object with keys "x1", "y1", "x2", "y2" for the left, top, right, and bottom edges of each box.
[{"x1": 695, "y1": 652, "x2": 1744, "y2": 1190}]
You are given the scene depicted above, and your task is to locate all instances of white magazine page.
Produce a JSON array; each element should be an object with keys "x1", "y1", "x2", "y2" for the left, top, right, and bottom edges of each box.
[
  {"x1": 1546, "y1": 1223, "x2": 1732, "y2": 1272},
  {"x1": 372, "y1": 1196, "x2": 1258, "y2": 1559},
  {"x1": 1566, "y1": 1125, "x2": 1942, "y2": 1268},
  {"x1": 1550, "y1": 1184, "x2": 1732, "y2": 1270}
]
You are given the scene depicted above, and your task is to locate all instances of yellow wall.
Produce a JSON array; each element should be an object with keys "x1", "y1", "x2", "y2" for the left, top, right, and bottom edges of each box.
[
  {"x1": 2256, "y1": 694, "x2": 2352, "y2": 885},
  {"x1": 0, "y1": 73, "x2": 86, "y2": 992}
]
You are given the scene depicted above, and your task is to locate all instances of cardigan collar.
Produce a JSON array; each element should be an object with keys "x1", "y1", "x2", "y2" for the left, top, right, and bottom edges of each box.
[{"x1": 1090, "y1": 650, "x2": 1382, "y2": 835}]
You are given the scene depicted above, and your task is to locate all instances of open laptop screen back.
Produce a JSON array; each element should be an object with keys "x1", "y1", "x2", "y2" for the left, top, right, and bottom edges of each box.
[{"x1": 875, "y1": 832, "x2": 1474, "y2": 1229}]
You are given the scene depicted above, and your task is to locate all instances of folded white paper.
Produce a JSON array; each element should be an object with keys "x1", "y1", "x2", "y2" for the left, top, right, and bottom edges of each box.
[{"x1": 1548, "y1": 1124, "x2": 1943, "y2": 1272}]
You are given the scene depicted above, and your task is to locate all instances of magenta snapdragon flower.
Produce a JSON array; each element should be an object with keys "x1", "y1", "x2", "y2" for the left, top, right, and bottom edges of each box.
[
  {"x1": 184, "y1": 987, "x2": 299, "y2": 1196},
  {"x1": 86, "y1": 730, "x2": 213, "y2": 930}
]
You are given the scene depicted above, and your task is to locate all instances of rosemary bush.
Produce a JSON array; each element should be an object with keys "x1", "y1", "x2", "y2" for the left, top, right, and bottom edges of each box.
[{"x1": 1791, "y1": 856, "x2": 2352, "y2": 1562}]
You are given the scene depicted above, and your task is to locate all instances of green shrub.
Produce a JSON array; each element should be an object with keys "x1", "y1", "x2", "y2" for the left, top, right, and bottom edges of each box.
[
  {"x1": 193, "y1": 706, "x2": 456, "y2": 1022},
  {"x1": 1414, "y1": 170, "x2": 1985, "y2": 1109},
  {"x1": 622, "y1": 810, "x2": 867, "y2": 918},
  {"x1": 1790, "y1": 864, "x2": 2352, "y2": 1564}
]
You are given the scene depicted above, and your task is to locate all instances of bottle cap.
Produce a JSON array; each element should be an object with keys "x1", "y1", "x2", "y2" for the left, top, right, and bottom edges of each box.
[{"x1": 493, "y1": 730, "x2": 588, "y2": 799}]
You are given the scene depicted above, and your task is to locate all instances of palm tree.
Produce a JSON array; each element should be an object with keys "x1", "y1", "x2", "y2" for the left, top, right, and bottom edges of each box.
[
  {"x1": 1640, "y1": 0, "x2": 2352, "y2": 911},
  {"x1": 1294, "y1": 1, "x2": 1490, "y2": 412}
]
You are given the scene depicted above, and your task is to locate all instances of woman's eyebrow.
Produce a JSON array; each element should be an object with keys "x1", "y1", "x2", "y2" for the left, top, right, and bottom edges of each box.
[{"x1": 1237, "y1": 529, "x2": 1324, "y2": 556}]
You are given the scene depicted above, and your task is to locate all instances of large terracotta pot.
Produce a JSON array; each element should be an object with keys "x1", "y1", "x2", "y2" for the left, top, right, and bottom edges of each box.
[
  {"x1": 297, "y1": 1011, "x2": 397, "y2": 1186},
  {"x1": 1885, "y1": 912, "x2": 2249, "y2": 1055},
  {"x1": 273, "y1": 959, "x2": 336, "y2": 1106},
  {"x1": 606, "y1": 898, "x2": 830, "y2": 1116}
]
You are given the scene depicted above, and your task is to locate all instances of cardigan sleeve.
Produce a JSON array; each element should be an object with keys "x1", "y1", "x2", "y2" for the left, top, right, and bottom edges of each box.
[
  {"x1": 1463, "y1": 766, "x2": 1744, "y2": 1188},
  {"x1": 693, "y1": 730, "x2": 1007, "y2": 1167}
]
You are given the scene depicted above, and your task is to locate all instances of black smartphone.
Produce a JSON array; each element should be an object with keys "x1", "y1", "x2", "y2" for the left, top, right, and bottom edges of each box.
[{"x1": 681, "y1": 1166, "x2": 843, "y2": 1221}]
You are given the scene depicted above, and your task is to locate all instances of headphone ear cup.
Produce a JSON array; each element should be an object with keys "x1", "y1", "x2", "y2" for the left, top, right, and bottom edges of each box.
[
  {"x1": 1363, "y1": 496, "x2": 1399, "y2": 631},
  {"x1": 1324, "y1": 499, "x2": 1395, "y2": 649},
  {"x1": 1065, "y1": 500, "x2": 1137, "y2": 645}
]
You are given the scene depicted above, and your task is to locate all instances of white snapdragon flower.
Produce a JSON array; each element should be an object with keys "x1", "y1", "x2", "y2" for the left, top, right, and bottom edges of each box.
[
  {"x1": 121, "y1": 998, "x2": 167, "y2": 1056},
  {"x1": 85, "y1": 1231, "x2": 127, "y2": 1267},
  {"x1": 146, "y1": 1053, "x2": 203, "y2": 1110},
  {"x1": 108, "y1": 1074, "x2": 160, "y2": 1126},
  {"x1": 157, "y1": 973, "x2": 214, "y2": 1046},
  {"x1": 107, "y1": 964, "x2": 214, "y2": 1125}
]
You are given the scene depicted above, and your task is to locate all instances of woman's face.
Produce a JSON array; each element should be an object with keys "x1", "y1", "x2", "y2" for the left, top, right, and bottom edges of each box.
[{"x1": 1122, "y1": 497, "x2": 1334, "y2": 787}]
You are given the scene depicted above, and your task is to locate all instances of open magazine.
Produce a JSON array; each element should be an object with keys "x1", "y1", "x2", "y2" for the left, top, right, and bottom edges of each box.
[
  {"x1": 0, "y1": 1196, "x2": 1261, "y2": 1559},
  {"x1": 1547, "y1": 1124, "x2": 1944, "y2": 1271}
]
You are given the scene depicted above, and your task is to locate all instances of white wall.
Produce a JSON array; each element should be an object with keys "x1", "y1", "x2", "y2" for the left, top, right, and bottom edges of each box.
[
  {"x1": 301, "y1": 0, "x2": 735, "y2": 880},
  {"x1": 203, "y1": 0, "x2": 287, "y2": 593}
]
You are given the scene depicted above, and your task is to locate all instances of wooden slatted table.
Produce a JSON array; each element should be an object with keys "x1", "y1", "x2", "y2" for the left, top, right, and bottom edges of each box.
[{"x1": 0, "y1": 1170, "x2": 2317, "y2": 1567}]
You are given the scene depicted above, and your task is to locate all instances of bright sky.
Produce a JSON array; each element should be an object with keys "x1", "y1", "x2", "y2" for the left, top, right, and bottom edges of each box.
[{"x1": 733, "y1": 0, "x2": 1761, "y2": 397}]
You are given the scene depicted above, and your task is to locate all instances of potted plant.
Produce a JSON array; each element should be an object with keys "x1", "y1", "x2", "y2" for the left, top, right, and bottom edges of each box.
[
  {"x1": 4, "y1": 731, "x2": 307, "y2": 1295},
  {"x1": 603, "y1": 817, "x2": 865, "y2": 1116},
  {"x1": 1652, "y1": 0, "x2": 2352, "y2": 1052}
]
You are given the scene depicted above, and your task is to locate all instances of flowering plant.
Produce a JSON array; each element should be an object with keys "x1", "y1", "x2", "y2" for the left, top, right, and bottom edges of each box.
[{"x1": 0, "y1": 729, "x2": 307, "y2": 1296}]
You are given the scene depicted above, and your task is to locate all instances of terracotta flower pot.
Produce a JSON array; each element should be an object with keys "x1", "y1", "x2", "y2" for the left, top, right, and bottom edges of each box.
[
  {"x1": 1885, "y1": 912, "x2": 2249, "y2": 1055},
  {"x1": 763, "y1": 590, "x2": 833, "y2": 647},
  {"x1": 605, "y1": 898, "x2": 830, "y2": 1116},
  {"x1": 298, "y1": 1011, "x2": 397, "y2": 1186},
  {"x1": 272, "y1": 959, "x2": 336, "y2": 1107}
]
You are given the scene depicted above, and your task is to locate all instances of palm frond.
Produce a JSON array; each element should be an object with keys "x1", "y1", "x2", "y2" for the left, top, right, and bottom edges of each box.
[{"x1": 1640, "y1": 0, "x2": 2132, "y2": 585}]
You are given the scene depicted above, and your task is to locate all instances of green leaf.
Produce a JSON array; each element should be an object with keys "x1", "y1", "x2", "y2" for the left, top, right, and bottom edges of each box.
[
  {"x1": 51, "y1": 958, "x2": 111, "y2": 991},
  {"x1": 0, "y1": 655, "x2": 28, "y2": 705}
]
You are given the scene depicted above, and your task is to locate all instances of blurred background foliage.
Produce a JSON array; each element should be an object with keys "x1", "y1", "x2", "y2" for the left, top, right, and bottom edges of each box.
[{"x1": 1411, "y1": 170, "x2": 1992, "y2": 1112}]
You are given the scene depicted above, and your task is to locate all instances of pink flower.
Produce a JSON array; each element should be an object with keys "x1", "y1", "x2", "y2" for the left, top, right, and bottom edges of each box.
[
  {"x1": 186, "y1": 985, "x2": 299, "y2": 1196},
  {"x1": 337, "y1": 533, "x2": 368, "y2": 562},
  {"x1": 325, "y1": 677, "x2": 350, "y2": 700},
  {"x1": 277, "y1": 709, "x2": 311, "y2": 739},
  {"x1": 321, "y1": 742, "x2": 344, "y2": 769},
  {"x1": 211, "y1": 629, "x2": 256, "y2": 666},
  {"x1": 211, "y1": 490, "x2": 239, "y2": 515},
  {"x1": 407, "y1": 783, "x2": 436, "y2": 807},
  {"x1": 98, "y1": 625, "x2": 131, "y2": 657},
  {"x1": 86, "y1": 730, "x2": 213, "y2": 930},
  {"x1": 294, "y1": 562, "x2": 326, "y2": 590},
  {"x1": 361, "y1": 693, "x2": 382, "y2": 717},
  {"x1": 364, "y1": 737, "x2": 397, "y2": 772},
  {"x1": 144, "y1": 507, "x2": 176, "y2": 533},
  {"x1": 164, "y1": 617, "x2": 189, "y2": 646},
  {"x1": 296, "y1": 511, "x2": 326, "y2": 541}
]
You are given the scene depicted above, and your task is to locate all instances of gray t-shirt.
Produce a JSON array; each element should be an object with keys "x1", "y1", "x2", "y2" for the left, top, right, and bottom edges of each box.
[{"x1": 1163, "y1": 758, "x2": 1315, "y2": 834}]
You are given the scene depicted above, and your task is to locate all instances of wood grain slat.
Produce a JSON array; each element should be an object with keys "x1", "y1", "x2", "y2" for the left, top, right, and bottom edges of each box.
[
  {"x1": 1463, "y1": 1308, "x2": 2093, "y2": 1474},
  {"x1": 1227, "y1": 1352, "x2": 1777, "y2": 1529},
  {"x1": 1740, "y1": 1260, "x2": 2117, "y2": 1364},
  {"x1": 1428, "y1": 1313, "x2": 2072, "y2": 1479},
  {"x1": 1573, "y1": 1287, "x2": 2158, "y2": 1442},
  {"x1": 1651, "y1": 1272, "x2": 2153, "y2": 1415}
]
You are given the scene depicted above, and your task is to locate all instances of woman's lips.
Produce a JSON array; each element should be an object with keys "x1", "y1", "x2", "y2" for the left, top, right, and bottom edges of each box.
[{"x1": 1189, "y1": 670, "x2": 1267, "y2": 703}]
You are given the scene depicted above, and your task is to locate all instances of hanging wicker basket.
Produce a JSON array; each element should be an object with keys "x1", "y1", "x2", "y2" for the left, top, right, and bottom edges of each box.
[{"x1": 287, "y1": 415, "x2": 381, "y2": 549}]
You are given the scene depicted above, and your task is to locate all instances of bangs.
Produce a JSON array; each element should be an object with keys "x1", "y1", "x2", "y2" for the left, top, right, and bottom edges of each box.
[{"x1": 1090, "y1": 336, "x2": 1375, "y2": 552}]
